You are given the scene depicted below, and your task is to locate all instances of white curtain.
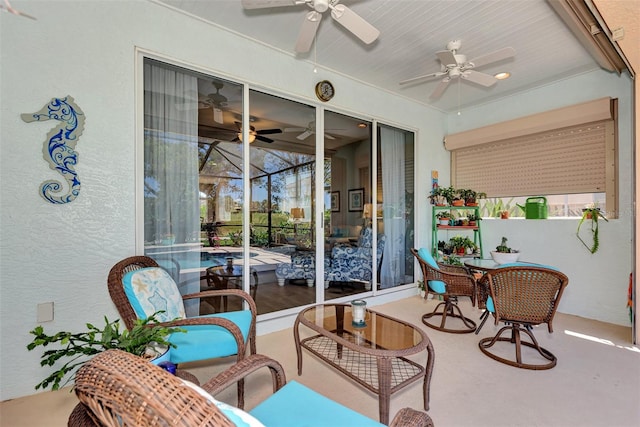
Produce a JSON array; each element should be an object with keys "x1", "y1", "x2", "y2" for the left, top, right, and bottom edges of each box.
[
  {"x1": 143, "y1": 61, "x2": 200, "y2": 247},
  {"x1": 379, "y1": 126, "x2": 406, "y2": 289}
]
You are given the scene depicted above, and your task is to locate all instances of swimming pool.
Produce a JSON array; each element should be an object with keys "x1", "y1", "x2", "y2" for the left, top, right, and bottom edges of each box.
[{"x1": 146, "y1": 249, "x2": 258, "y2": 270}]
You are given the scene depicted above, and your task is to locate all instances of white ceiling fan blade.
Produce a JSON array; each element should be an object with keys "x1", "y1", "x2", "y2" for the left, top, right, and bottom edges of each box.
[
  {"x1": 463, "y1": 70, "x2": 497, "y2": 87},
  {"x1": 429, "y1": 78, "x2": 451, "y2": 100},
  {"x1": 0, "y1": 0, "x2": 36, "y2": 19},
  {"x1": 295, "y1": 11, "x2": 322, "y2": 53},
  {"x1": 241, "y1": 0, "x2": 298, "y2": 10},
  {"x1": 468, "y1": 47, "x2": 516, "y2": 68},
  {"x1": 297, "y1": 130, "x2": 314, "y2": 140},
  {"x1": 330, "y1": 4, "x2": 380, "y2": 45},
  {"x1": 324, "y1": 133, "x2": 336, "y2": 140},
  {"x1": 213, "y1": 108, "x2": 224, "y2": 124},
  {"x1": 399, "y1": 72, "x2": 446, "y2": 86},
  {"x1": 436, "y1": 50, "x2": 457, "y2": 66}
]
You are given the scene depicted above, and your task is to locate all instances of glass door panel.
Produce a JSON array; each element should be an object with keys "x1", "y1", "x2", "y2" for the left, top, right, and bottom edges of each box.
[
  {"x1": 377, "y1": 124, "x2": 415, "y2": 289},
  {"x1": 324, "y1": 111, "x2": 373, "y2": 299},
  {"x1": 248, "y1": 90, "x2": 316, "y2": 314}
]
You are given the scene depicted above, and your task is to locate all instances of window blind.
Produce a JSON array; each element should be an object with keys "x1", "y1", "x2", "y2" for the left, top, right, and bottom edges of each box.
[{"x1": 448, "y1": 98, "x2": 617, "y2": 216}]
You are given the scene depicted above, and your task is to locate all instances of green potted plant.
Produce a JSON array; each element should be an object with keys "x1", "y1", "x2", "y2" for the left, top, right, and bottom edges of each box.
[
  {"x1": 449, "y1": 235, "x2": 475, "y2": 255},
  {"x1": 491, "y1": 236, "x2": 520, "y2": 264},
  {"x1": 459, "y1": 189, "x2": 486, "y2": 206},
  {"x1": 440, "y1": 186, "x2": 457, "y2": 206},
  {"x1": 27, "y1": 312, "x2": 185, "y2": 391},
  {"x1": 429, "y1": 187, "x2": 447, "y2": 206},
  {"x1": 467, "y1": 212, "x2": 482, "y2": 226},
  {"x1": 436, "y1": 211, "x2": 451, "y2": 225},
  {"x1": 577, "y1": 203, "x2": 608, "y2": 253}
]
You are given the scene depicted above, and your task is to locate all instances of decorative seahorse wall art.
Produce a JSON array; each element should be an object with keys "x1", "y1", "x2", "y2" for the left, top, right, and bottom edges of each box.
[{"x1": 21, "y1": 96, "x2": 85, "y2": 204}]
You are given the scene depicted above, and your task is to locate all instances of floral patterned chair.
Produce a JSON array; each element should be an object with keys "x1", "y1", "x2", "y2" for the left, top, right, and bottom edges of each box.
[
  {"x1": 275, "y1": 252, "x2": 316, "y2": 287},
  {"x1": 325, "y1": 227, "x2": 386, "y2": 291}
]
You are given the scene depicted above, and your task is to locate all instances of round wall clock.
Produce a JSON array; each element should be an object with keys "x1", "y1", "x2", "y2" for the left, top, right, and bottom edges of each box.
[{"x1": 315, "y1": 80, "x2": 335, "y2": 102}]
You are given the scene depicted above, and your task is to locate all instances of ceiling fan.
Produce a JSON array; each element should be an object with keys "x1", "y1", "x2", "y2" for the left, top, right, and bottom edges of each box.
[
  {"x1": 199, "y1": 121, "x2": 282, "y2": 144},
  {"x1": 284, "y1": 120, "x2": 342, "y2": 140},
  {"x1": 399, "y1": 40, "x2": 516, "y2": 100},
  {"x1": 197, "y1": 82, "x2": 228, "y2": 124},
  {"x1": 232, "y1": 121, "x2": 282, "y2": 143},
  {"x1": 0, "y1": 0, "x2": 36, "y2": 19},
  {"x1": 176, "y1": 82, "x2": 228, "y2": 124},
  {"x1": 241, "y1": 0, "x2": 380, "y2": 53}
]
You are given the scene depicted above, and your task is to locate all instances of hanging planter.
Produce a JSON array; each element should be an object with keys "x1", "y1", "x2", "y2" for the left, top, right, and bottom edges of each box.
[{"x1": 576, "y1": 206, "x2": 608, "y2": 254}]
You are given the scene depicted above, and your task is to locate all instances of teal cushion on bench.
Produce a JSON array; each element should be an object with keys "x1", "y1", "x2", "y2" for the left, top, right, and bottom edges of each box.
[{"x1": 249, "y1": 380, "x2": 385, "y2": 427}]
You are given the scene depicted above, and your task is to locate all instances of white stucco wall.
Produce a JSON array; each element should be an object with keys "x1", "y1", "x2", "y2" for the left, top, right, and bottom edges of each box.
[
  {"x1": 0, "y1": 1, "x2": 445, "y2": 400},
  {"x1": 0, "y1": 1, "x2": 633, "y2": 401}
]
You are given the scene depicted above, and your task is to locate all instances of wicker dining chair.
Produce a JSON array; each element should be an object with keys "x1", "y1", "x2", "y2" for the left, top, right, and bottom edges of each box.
[
  {"x1": 107, "y1": 256, "x2": 257, "y2": 407},
  {"x1": 70, "y1": 349, "x2": 435, "y2": 427},
  {"x1": 411, "y1": 248, "x2": 478, "y2": 333},
  {"x1": 477, "y1": 265, "x2": 569, "y2": 370}
]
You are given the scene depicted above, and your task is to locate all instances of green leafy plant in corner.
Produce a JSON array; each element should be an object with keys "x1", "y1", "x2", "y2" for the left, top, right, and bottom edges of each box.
[
  {"x1": 27, "y1": 312, "x2": 185, "y2": 391},
  {"x1": 576, "y1": 205, "x2": 608, "y2": 254}
]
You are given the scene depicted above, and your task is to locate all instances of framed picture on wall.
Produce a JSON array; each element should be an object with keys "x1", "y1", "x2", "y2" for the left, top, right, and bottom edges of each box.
[
  {"x1": 330, "y1": 191, "x2": 340, "y2": 212},
  {"x1": 348, "y1": 188, "x2": 364, "y2": 212}
]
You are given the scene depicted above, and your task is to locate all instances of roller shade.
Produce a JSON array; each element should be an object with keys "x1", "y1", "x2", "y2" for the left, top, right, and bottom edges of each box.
[
  {"x1": 445, "y1": 97, "x2": 613, "y2": 151},
  {"x1": 449, "y1": 98, "x2": 617, "y2": 215}
]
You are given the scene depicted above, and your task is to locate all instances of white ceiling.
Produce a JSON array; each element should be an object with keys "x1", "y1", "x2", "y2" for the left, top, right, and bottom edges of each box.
[{"x1": 158, "y1": 0, "x2": 606, "y2": 113}]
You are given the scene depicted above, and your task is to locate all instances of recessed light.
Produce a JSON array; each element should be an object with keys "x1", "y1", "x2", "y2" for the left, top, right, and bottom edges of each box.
[
  {"x1": 357, "y1": 123, "x2": 367, "y2": 128},
  {"x1": 494, "y1": 72, "x2": 511, "y2": 80}
]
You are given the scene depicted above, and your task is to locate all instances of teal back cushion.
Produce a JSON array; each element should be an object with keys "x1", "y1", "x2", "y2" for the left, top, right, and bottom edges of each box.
[
  {"x1": 416, "y1": 248, "x2": 445, "y2": 293},
  {"x1": 122, "y1": 267, "x2": 185, "y2": 322},
  {"x1": 417, "y1": 248, "x2": 439, "y2": 269}
]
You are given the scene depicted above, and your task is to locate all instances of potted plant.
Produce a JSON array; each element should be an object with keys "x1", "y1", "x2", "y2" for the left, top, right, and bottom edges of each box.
[
  {"x1": 27, "y1": 312, "x2": 185, "y2": 391},
  {"x1": 429, "y1": 187, "x2": 447, "y2": 206},
  {"x1": 467, "y1": 213, "x2": 481, "y2": 226},
  {"x1": 491, "y1": 236, "x2": 520, "y2": 264},
  {"x1": 439, "y1": 186, "x2": 457, "y2": 206},
  {"x1": 458, "y1": 189, "x2": 486, "y2": 206},
  {"x1": 449, "y1": 235, "x2": 475, "y2": 256},
  {"x1": 450, "y1": 187, "x2": 465, "y2": 206},
  {"x1": 577, "y1": 203, "x2": 608, "y2": 253},
  {"x1": 436, "y1": 211, "x2": 451, "y2": 225}
]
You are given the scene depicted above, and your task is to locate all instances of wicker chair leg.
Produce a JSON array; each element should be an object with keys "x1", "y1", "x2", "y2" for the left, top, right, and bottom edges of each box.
[
  {"x1": 478, "y1": 323, "x2": 557, "y2": 370},
  {"x1": 422, "y1": 298, "x2": 477, "y2": 334}
]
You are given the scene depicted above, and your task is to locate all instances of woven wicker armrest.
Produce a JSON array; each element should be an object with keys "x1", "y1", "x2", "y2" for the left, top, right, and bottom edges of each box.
[
  {"x1": 200, "y1": 354, "x2": 286, "y2": 397},
  {"x1": 183, "y1": 288, "x2": 257, "y2": 314},
  {"x1": 390, "y1": 407, "x2": 435, "y2": 427}
]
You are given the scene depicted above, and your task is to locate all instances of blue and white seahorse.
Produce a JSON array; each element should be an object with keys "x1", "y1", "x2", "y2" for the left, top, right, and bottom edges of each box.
[{"x1": 21, "y1": 96, "x2": 85, "y2": 204}]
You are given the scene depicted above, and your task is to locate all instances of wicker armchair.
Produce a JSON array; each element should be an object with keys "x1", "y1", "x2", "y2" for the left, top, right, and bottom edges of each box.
[
  {"x1": 107, "y1": 256, "x2": 257, "y2": 407},
  {"x1": 70, "y1": 350, "x2": 434, "y2": 427},
  {"x1": 411, "y1": 248, "x2": 477, "y2": 333},
  {"x1": 477, "y1": 265, "x2": 569, "y2": 370}
]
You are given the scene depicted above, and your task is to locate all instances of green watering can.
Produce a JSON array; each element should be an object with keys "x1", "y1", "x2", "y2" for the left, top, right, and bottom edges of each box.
[{"x1": 517, "y1": 196, "x2": 548, "y2": 219}]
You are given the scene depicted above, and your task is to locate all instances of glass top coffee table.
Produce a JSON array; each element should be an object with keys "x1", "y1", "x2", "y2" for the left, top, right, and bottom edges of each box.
[{"x1": 293, "y1": 303, "x2": 434, "y2": 425}]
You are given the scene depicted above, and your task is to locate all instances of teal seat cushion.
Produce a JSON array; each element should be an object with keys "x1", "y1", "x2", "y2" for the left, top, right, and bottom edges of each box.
[
  {"x1": 122, "y1": 267, "x2": 185, "y2": 322},
  {"x1": 486, "y1": 296, "x2": 495, "y2": 313},
  {"x1": 417, "y1": 247, "x2": 439, "y2": 269},
  {"x1": 428, "y1": 280, "x2": 446, "y2": 294},
  {"x1": 250, "y1": 381, "x2": 385, "y2": 427},
  {"x1": 168, "y1": 311, "x2": 252, "y2": 364}
]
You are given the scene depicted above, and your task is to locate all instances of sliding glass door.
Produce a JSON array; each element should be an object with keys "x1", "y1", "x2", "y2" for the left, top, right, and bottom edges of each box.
[{"x1": 141, "y1": 56, "x2": 415, "y2": 318}]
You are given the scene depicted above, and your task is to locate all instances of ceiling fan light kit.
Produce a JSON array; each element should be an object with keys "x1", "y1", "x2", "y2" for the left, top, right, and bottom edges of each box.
[
  {"x1": 242, "y1": 0, "x2": 380, "y2": 54},
  {"x1": 399, "y1": 40, "x2": 515, "y2": 100}
]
